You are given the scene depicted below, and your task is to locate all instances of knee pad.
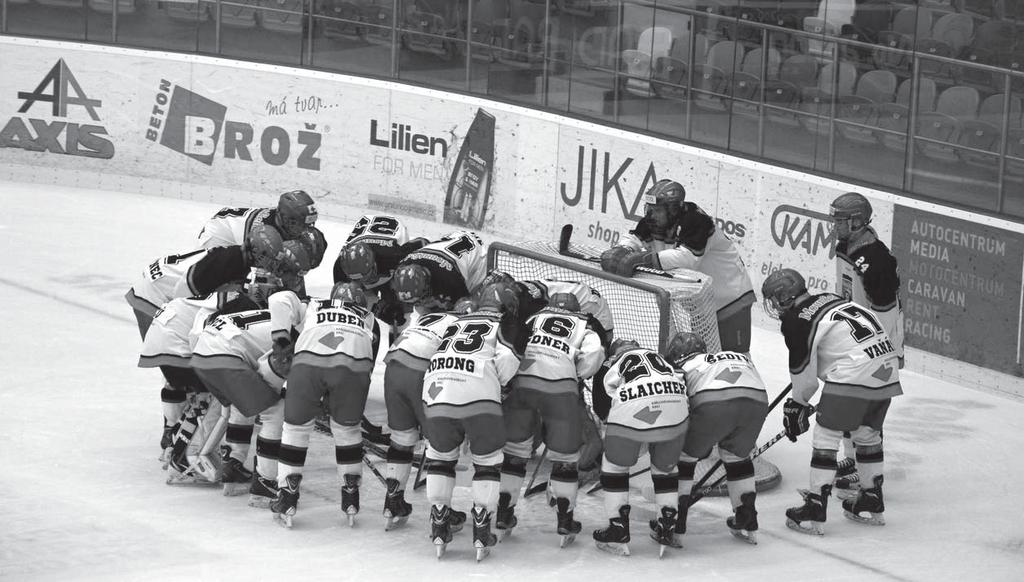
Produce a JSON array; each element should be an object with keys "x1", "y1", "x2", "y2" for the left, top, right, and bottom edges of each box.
[
  {"x1": 502, "y1": 439, "x2": 533, "y2": 460},
  {"x1": 855, "y1": 442, "x2": 884, "y2": 464},
  {"x1": 811, "y1": 447, "x2": 838, "y2": 471},
  {"x1": 600, "y1": 472, "x2": 629, "y2": 492},
  {"x1": 330, "y1": 420, "x2": 362, "y2": 447},
  {"x1": 551, "y1": 461, "x2": 579, "y2": 484},
  {"x1": 426, "y1": 458, "x2": 457, "y2": 478},
  {"x1": 501, "y1": 455, "x2": 528, "y2": 477},
  {"x1": 389, "y1": 427, "x2": 420, "y2": 449},
  {"x1": 473, "y1": 463, "x2": 502, "y2": 481},
  {"x1": 471, "y1": 448, "x2": 503, "y2": 467},
  {"x1": 724, "y1": 459, "x2": 755, "y2": 481},
  {"x1": 677, "y1": 459, "x2": 697, "y2": 480},
  {"x1": 652, "y1": 473, "x2": 677, "y2": 494}
]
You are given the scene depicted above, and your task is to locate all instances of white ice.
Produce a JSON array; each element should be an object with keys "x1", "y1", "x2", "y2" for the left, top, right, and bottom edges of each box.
[{"x1": 1, "y1": 182, "x2": 1022, "y2": 582}]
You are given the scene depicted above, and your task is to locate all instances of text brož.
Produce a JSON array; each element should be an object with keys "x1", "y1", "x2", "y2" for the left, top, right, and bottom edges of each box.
[{"x1": 618, "y1": 380, "x2": 685, "y2": 402}]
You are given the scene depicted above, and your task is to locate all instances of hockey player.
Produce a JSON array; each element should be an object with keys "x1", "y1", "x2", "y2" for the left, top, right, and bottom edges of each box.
[
  {"x1": 421, "y1": 282, "x2": 524, "y2": 560},
  {"x1": 829, "y1": 192, "x2": 905, "y2": 492},
  {"x1": 197, "y1": 189, "x2": 318, "y2": 249},
  {"x1": 268, "y1": 282, "x2": 377, "y2": 528},
  {"x1": 599, "y1": 179, "x2": 755, "y2": 354},
  {"x1": 497, "y1": 292, "x2": 605, "y2": 547},
  {"x1": 333, "y1": 214, "x2": 427, "y2": 288},
  {"x1": 378, "y1": 300, "x2": 472, "y2": 531},
  {"x1": 390, "y1": 231, "x2": 487, "y2": 317},
  {"x1": 762, "y1": 268, "x2": 903, "y2": 535},
  {"x1": 665, "y1": 332, "x2": 769, "y2": 545},
  {"x1": 592, "y1": 338, "x2": 689, "y2": 557}
]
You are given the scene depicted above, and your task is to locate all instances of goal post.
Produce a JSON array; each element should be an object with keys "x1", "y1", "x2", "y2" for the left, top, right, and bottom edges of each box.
[{"x1": 488, "y1": 240, "x2": 721, "y2": 352}]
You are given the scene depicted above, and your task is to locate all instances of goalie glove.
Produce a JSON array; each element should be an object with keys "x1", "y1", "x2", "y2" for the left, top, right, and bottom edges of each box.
[
  {"x1": 782, "y1": 398, "x2": 812, "y2": 442},
  {"x1": 599, "y1": 246, "x2": 652, "y2": 277}
]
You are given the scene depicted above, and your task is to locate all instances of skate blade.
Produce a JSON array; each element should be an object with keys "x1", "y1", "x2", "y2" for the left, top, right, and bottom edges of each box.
[
  {"x1": 248, "y1": 495, "x2": 274, "y2": 509},
  {"x1": 274, "y1": 512, "x2": 294, "y2": 529},
  {"x1": 559, "y1": 533, "x2": 576, "y2": 548},
  {"x1": 497, "y1": 527, "x2": 513, "y2": 541},
  {"x1": 785, "y1": 518, "x2": 824, "y2": 536},
  {"x1": 649, "y1": 531, "x2": 683, "y2": 550},
  {"x1": 165, "y1": 473, "x2": 218, "y2": 487},
  {"x1": 844, "y1": 510, "x2": 885, "y2": 526},
  {"x1": 222, "y1": 482, "x2": 251, "y2": 497},
  {"x1": 474, "y1": 545, "x2": 491, "y2": 562},
  {"x1": 433, "y1": 541, "x2": 447, "y2": 560},
  {"x1": 384, "y1": 515, "x2": 409, "y2": 531},
  {"x1": 596, "y1": 541, "x2": 630, "y2": 556},
  {"x1": 730, "y1": 529, "x2": 758, "y2": 545}
]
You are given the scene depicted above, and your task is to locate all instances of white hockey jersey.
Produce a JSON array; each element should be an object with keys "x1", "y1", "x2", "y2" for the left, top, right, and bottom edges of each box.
[
  {"x1": 603, "y1": 347, "x2": 689, "y2": 441},
  {"x1": 780, "y1": 294, "x2": 903, "y2": 405},
  {"x1": 345, "y1": 214, "x2": 410, "y2": 247},
  {"x1": 269, "y1": 290, "x2": 376, "y2": 373},
  {"x1": 513, "y1": 307, "x2": 604, "y2": 395},
  {"x1": 197, "y1": 207, "x2": 273, "y2": 249},
  {"x1": 677, "y1": 351, "x2": 768, "y2": 409},
  {"x1": 191, "y1": 309, "x2": 274, "y2": 369},
  {"x1": 126, "y1": 249, "x2": 212, "y2": 314},
  {"x1": 400, "y1": 231, "x2": 487, "y2": 304},
  {"x1": 422, "y1": 312, "x2": 521, "y2": 419},
  {"x1": 518, "y1": 279, "x2": 614, "y2": 336},
  {"x1": 385, "y1": 311, "x2": 459, "y2": 372},
  {"x1": 139, "y1": 295, "x2": 220, "y2": 368}
]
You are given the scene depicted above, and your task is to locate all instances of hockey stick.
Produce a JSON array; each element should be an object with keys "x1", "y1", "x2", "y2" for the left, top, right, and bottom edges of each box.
[
  {"x1": 558, "y1": 224, "x2": 701, "y2": 283},
  {"x1": 586, "y1": 384, "x2": 793, "y2": 495},
  {"x1": 522, "y1": 447, "x2": 549, "y2": 498},
  {"x1": 413, "y1": 449, "x2": 428, "y2": 490},
  {"x1": 689, "y1": 405, "x2": 814, "y2": 506},
  {"x1": 363, "y1": 454, "x2": 388, "y2": 487}
]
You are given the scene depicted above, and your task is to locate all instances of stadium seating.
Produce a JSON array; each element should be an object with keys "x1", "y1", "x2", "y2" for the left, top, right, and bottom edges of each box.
[
  {"x1": 915, "y1": 85, "x2": 980, "y2": 162},
  {"x1": 622, "y1": 26, "x2": 674, "y2": 97},
  {"x1": 835, "y1": 68, "x2": 898, "y2": 144},
  {"x1": 315, "y1": 0, "x2": 364, "y2": 40},
  {"x1": 88, "y1": 0, "x2": 136, "y2": 13},
  {"x1": 165, "y1": 0, "x2": 211, "y2": 23},
  {"x1": 731, "y1": 46, "x2": 783, "y2": 117},
  {"x1": 258, "y1": 0, "x2": 305, "y2": 34},
  {"x1": 219, "y1": 0, "x2": 259, "y2": 29},
  {"x1": 875, "y1": 77, "x2": 937, "y2": 152},
  {"x1": 798, "y1": 60, "x2": 857, "y2": 134},
  {"x1": 765, "y1": 53, "x2": 819, "y2": 126}
]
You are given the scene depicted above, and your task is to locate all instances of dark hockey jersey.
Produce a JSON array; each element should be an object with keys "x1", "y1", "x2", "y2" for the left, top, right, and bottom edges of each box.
[{"x1": 836, "y1": 228, "x2": 904, "y2": 359}]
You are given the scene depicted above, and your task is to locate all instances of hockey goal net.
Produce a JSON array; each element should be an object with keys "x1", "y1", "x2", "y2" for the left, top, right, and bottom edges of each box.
[{"x1": 488, "y1": 240, "x2": 721, "y2": 352}]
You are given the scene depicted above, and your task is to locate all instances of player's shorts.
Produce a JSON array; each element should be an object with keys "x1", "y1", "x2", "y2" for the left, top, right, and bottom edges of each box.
[
  {"x1": 425, "y1": 414, "x2": 505, "y2": 457},
  {"x1": 191, "y1": 358, "x2": 281, "y2": 417},
  {"x1": 384, "y1": 362, "x2": 427, "y2": 433},
  {"x1": 817, "y1": 395, "x2": 891, "y2": 433},
  {"x1": 717, "y1": 303, "x2": 752, "y2": 353},
  {"x1": 503, "y1": 389, "x2": 584, "y2": 455},
  {"x1": 682, "y1": 398, "x2": 768, "y2": 459},
  {"x1": 160, "y1": 365, "x2": 207, "y2": 393},
  {"x1": 285, "y1": 363, "x2": 372, "y2": 426},
  {"x1": 604, "y1": 425, "x2": 688, "y2": 473}
]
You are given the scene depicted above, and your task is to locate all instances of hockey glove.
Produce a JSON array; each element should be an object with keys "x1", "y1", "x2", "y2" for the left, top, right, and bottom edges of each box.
[
  {"x1": 782, "y1": 398, "x2": 811, "y2": 442},
  {"x1": 372, "y1": 296, "x2": 407, "y2": 327}
]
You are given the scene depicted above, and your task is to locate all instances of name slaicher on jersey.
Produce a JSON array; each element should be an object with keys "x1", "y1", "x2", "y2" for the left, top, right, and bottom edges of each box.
[{"x1": 0, "y1": 59, "x2": 114, "y2": 159}]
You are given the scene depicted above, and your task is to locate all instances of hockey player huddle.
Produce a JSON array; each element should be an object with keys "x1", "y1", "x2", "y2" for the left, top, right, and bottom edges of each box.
[{"x1": 128, "y1": 183, "x2": 904, "y2": 560}]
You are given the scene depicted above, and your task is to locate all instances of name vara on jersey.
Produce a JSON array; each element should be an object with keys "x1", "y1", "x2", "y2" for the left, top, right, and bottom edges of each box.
[
  {"x1": 145, "y1": 79, "x2": 322, "y2": 170},
  {"x1": 0, "y1": 59, "x2": 114, "y2": 159}
]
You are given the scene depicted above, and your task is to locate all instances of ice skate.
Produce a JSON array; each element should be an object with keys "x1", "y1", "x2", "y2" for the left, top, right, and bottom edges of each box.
[
  {"x1": 843, "y1": 475, "x2": 885, "y2": 526},
  {"x1": 785, "y1": 485, "x2": 830, "y2": 536},
  {"x1": 341, "y1": 474, "x2": 361, "y2": 526},
  {"x1": 726, "y1": 492, "x2": 759, "y2": 545},
  {"x1": 220, "y1": 455, "x2": 253, "y2": 496},
  {"x1": 382, "y1": 478, "x2": 412, "y2": 531},
  {"x1": 593, "y1": 505, "x2": 631, "y2": 556},
  {"x1": 649, "y1": 506, "x2": 682, "y2": 557},
  {"x1": 495, "y1": 491, "x2": 517, "y2": 540},
  {"x1": 271, "y1": 474, "x2": 302, "y2": 529},
  {"x1": 248, "y1": 474, "x2": 280, "y2": 509},
  {"x1": 834, "y1": 457, "x2": 861, "y2": 500},
  {"x1": 674, "y1": 494, "x2": 691, "y2": 535},
  {"x1": 430, "y1": 504, "x2": 453, "y2": 559},
  {"x1": 472, "y1": 506, "x2": 497, "y2": 562},
  {"x1": 555, "y1": 498, "x2": 581, "y2": 548},
  {"x1": 165, "y1": 443, "x2": 219, "y2": 487}
]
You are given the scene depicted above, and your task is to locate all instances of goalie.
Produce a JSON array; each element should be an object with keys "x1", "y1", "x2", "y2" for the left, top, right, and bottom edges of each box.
[{"x1": 599, "y1": 180, "x2": 755, "y2": 354}]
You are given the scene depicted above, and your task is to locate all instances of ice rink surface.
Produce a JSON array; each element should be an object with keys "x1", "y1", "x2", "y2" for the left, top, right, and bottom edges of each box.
[{"x1": 1, "y1": 182, "x2": 1023, "y2": 582}]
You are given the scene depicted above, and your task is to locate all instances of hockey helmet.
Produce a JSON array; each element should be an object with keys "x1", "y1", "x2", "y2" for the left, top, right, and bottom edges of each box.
[
  {"x1": 246, "y1": 225, "x2": 285, "y2": 271},
  {"x1": 339, "y1": 242, "x2": 378, "y2": 283},
  {"x1": 477, "y1": 282, "x2": 520, "y2": 317},
  {"x1": 276, "y1": 190, "x2": 318, "y2": 239},
  {"x1": 452, "y1": 296, "x2": 478, "y2": 315},
  {"x1": 609, "y1": 338, "x2": 641, "y2": 358},
  {"x1": 244, "y1": 269, "x2": 285, "y2": 308},
  {"x1": 830, "y1": 192, "x2": 872, "y2": 241},
  {"x1": 665, "y1": 332, "x2": 707, "y2": 363},
  {"x1": 330, "y1": 281, "x2": 368, "y2": 308},
  {"x1": 642, "y1": 179, "x2": 686, "y2": 224},
  {"x1": 480, "y1": 269, "x2": 516, "y2": 289},
  {"x1": 761, "y1": 268, "x2": 807, "y2": 318},
  {"x1": 391, "y1": 263, "x2": 431, "y2": 304},
  {"x1": 298, "y1": 227, "x2": 328, "y2": 269},
  {"x1": 549, "y1": 292, "x2": 581, "y2": 312}
]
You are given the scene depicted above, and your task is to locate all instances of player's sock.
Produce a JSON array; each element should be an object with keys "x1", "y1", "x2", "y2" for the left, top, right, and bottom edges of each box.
[
  {"x1": 277, "y1": 419, "x2": 312, "y2": 487},
  {"x1": 472, "y1": 463, "x2": 501, "y2": 514}
]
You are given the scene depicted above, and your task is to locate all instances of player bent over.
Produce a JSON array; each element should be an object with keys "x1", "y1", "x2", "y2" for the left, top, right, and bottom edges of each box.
[
  {"x1": 762, "y1": 268, "x2": 902, "y2": 535},
  {"x1": 421, "y1": 282, "x2": 524, "y2": 560},
  {"x1": 592, "y1": 339, "x2": 689, "y2": 557},
  {"x1": 666, "y1": 332, "x2": 769, "y2": 544},
  {"x1": 379, "y1": 302, "x2": 470, "y2": 531},
  {"x1": 497, "y1": 293, "x2": 604, "y2": 547},
  {"x1": 266, "y1": 282, "x2": 377, "y2": 528},
  {"x1": 197, "y1": 189, "x2": 318, "y2": 249}
]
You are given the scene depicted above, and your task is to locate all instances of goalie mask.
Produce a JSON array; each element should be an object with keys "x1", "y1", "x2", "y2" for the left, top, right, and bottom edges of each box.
[
  {"x1": 665, "y1": 332, "x2": 707, "y2": 364},
  {"x1": 830, "y1": 192, "x2": 873, "y2": 242},
  {"x1": 330, "y1": 281, "x2": 368, "y2": 307},
  {"x1": 339, "y1": 242, "x2": 378, "y2": 283},
  {"x1": 392, "y1": 263, "x2": 431, "y2": 304},
  {"x1": 761, "y1": 268, "x2": 807, "y2": 318},
  {"x1": 276, "y1": 189, "x2": 318, "y2": 239},
  {"x1": 244, "y1": 269, "x2": 285, "y2": 308}
]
